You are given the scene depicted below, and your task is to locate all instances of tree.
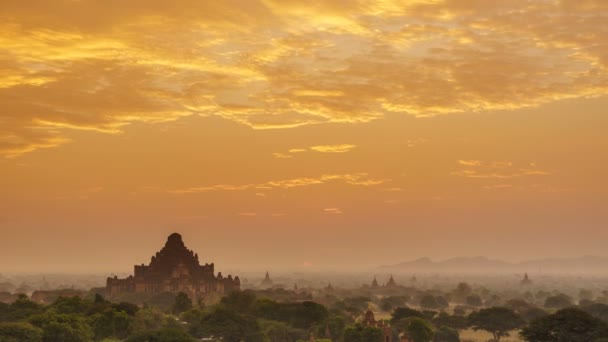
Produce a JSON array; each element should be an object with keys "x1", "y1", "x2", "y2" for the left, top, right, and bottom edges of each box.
[
  {"x1": 505, "y1": 299, "x2": 533, "y2": 313},
  {"x1": 90, "y1": 308, "x2": 133, "y2": 340},
  {"x1": 0, "y1": 322, "x2": 43, "y2": 342},
  {"x1": 220, "y1": 290, "x2": 256, "y2": 312},
  {"x1": 131, "y1": 307, "x2": 166, "y2": 335},
  {"x1": 4, "y1": 294, "x2": 44, "y2": 321},
  {"x1": 420, "y1": 295, "x2": 440, "y2": 310},
  {"x1": 453, "y1": 283, "x2": 472, "y2": 302},
  {"x1": 323, "y1": 314, "x2": 347, "y2": 340},
  {"x1": 406, "y1": 317, "x2": 434, "y2": 342},
  {"x1": 544, "y1": 294, "x2": 573, "y2": 309},
  {"x1": 51, "y1": 296, "x2": 89, "y2": 315},
  {"x1": 172, "y1": 292, "x2": 192, "y2": 315},
  {"x1": 30, "y1": 312, "x2": 94, "y2": 342},
  {"x1": 435, "y1": 296, "x2": 449, "y2": 309},
  {"x1": 391, "y1": 307, "x2": 424, "y2": 323},
  {"x1": 343, "y1": 324, "x2": 383, "y2": 342},
  {"x1": 126, "y1": 327, "x2": 195, "y2": 342},
  {"x1": 380, "y1": 296, "x2": 408, "y2": 312},
  {"x1": 521, "y1": 307, "x2": 548, "y2": 323},
  {"x1": 433, "y1": 311, "x2": 468, "y2": 330},
  {"x1": 290, "y1": 301, "x2": 329, "y2": 329},
  {"x1": 520, "y1": 307, "x2": 608, "y2": 342},
  {"x1": 465, "y1": 295, "x2": 482, "y2": 307},
  {"x1": 581, "y1": 303, "x2": 608, "y2": 323},
  {"x1": 433, "y1": 326, "x2": 460, "y2": 342},
  {"x1": 468, "y1": 307, "x2": 524, "y2": 342},
  {"x1": 199, "y1": 307, "x2": 263, "y2": 342},
  {"x1": 258, "y1": 319, "x2": 290, "y2": 342}
]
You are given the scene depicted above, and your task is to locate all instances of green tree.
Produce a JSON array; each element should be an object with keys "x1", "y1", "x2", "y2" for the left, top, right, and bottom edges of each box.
[
  {"x1": 544, "y1": 294, "x2": 573, "y2": 309},
  {"x1": 131, "y1": 307, "x2": 166, "y2": 335},
  {"x1": 433, "y1": 326, "x2": 460, "y2": 342},
  {"x1": 391, "y1": 307, "x2": 424, "y2": 323},
  {"x1": 453, "y1": 283, "x2": 472, "y2": 302},
  {"x1": 380, "y1": 296, "x2": 408, "y2": 312},
  {"x1": 520, "y1": 307, "x2": 608, "y2": 342},
  {"x1": 323, "y1": 314, "x2": 347, "y2": 340},
  {"x1": 111, "y1": 302, "x2": 139, "y2": 316},
  {"x1": 465, "y1": 295, "x2": 482, "y2": 307},
  {"x1": 581, "y1": 303, "x2": 608, "y2": 323},
  {"x1": 468, "y1": 307, "x2": 524, "y2": 342},
  {"x1": 220, "y1": 290, "x2": 257, "y2": 312},
  {"x1": 0, "y1": 322, "x2": 43, "y2": 342},
  {"x1": 90, "y1": 308, "x2": 133, "y2": 340},
  {"x1": 199, "y1": 307, "x2": 263, "y2": 342},
  {"x1": 433, "y1": 311, "x2": 468, "y2": 330},
  {"x1": 520, "y1": 307, "x2": 548, "y2": 323},
  {"x1": 420, "y1": 295, "x2": 440, "y2": 310},
  {"x1": 30, "y1": 312, "x2": 94, "y2": 342},
  {"x1": 258, "y1": 319, "x2": 290, "y2": 342},
  {"x1": 343, "y1": 324, "x2": 383, "y2": 342},
  {"x1": 51, "y1": 296, "x2": 89, "y2": 315},
  {"x1": 435, "y1": 296, "x2": 449, "y2": 309},
  {"x1": 126, "y1": 327, "x2": 195, "y2": 342},
  {"x1": 172, "y1": 292, "x2": 192, "y2": 315},
  {"x1": 291, "y1": 301, "x2": 329, "y2": 329},
  {"x1": 4, "y1": 294, "x2": 44, "y2": 321},
  {"x1": 406, "y1": 317, "x2": 434, "y2": 342}
]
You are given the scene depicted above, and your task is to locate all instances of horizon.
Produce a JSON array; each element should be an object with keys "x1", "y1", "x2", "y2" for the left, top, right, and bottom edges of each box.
[{"x1": 3, "y1": 231, "x2": 608, "y2": 274}]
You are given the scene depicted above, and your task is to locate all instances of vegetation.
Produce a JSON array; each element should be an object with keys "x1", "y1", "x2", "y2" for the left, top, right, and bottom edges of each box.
[
  {"x1": 2, "y1": 278, "x2": 608, "y2": 342},
  {"x1": 520, "y1": 308, "x2": 608, "y2": 342},
  {"x1": 468, "y1": 307, "x2": 524, "y2": 341}
]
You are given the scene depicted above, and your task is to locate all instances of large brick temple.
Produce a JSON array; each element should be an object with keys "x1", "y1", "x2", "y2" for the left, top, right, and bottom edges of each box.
[{"x1": 106, "y1": 233, "x2": 239, "y2": 299}]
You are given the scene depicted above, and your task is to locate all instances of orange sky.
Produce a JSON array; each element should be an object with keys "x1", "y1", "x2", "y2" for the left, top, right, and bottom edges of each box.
[{"x1": 1, "y1": 0, "x2": 607, "y2": 273}]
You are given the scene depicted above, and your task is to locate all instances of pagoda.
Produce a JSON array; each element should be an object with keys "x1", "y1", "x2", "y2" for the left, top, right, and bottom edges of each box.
[{"x1": 106, "y1": 233, "x2": 239, "y2": 300}]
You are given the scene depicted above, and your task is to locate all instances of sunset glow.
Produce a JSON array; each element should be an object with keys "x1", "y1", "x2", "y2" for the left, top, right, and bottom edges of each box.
[{"x1": 1, "y1": 0, "x2": 607, "y2": 273}]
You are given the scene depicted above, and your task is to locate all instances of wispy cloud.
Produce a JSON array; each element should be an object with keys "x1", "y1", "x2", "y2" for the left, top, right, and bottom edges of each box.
[
  {"x1": 169, "y1": 173, "x2": 388, "y2": 194},
  {"x1": 274, "y1": 144, "x2": 357, "y2": 158},
  {"x1": 309, "y1": 144, "x2": 357, "y2": 153},
  {"x1": 2, "y1": 1, "x2": 607, "y2": 156},
  {"x1": 323, "y1": 208, "x2": 343, "y2": 214},
  {"x1": 453, "y1": 160, "x2": 550, "y2": 180}
]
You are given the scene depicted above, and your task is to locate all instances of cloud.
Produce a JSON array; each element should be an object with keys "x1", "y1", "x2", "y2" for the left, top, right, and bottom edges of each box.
[
  {"x1": 2, "y1": 0, "x2": 608, "y2": 156},
  {"x1": 453, "y1": 160, "x2": 550, "y2": 179},
  {"x1": 323, "y1": 208, "x2": 343, "y2": 214},
  {"x1": 274, "y1": 144, "x2": 356, "y2": 158},
  {"x1": 309, "y1": 144, "x2": 357, "y2": 153},
  {"x1": 458, "y1": 160, "x2": 482, "y2": 167},
  {"x1": 169, "y1": 173, "x2": 388, "y2": 194}
]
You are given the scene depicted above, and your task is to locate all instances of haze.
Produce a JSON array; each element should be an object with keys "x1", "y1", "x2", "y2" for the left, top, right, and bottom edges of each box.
[{"x1": 1, "y1": 0, "x2": 607, "y2": 274}]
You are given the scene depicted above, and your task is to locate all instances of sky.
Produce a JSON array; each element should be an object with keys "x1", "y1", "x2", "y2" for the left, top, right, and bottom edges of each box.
[{"x1": 1, "y1": 0, "x2": 607, "y2": 273}]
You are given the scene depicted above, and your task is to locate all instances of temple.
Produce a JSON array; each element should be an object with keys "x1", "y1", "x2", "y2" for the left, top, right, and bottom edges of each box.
[{"x1": 106, "y1": 233, "x2": 239, "y2": 300}]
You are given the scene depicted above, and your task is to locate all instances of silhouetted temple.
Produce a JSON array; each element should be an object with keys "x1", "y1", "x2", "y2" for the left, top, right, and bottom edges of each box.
[
  {"x1": 106, "y1": 233, "x2": 239, "y2": 299},
  {"x1": 521, "y1": 272, "x2": 532, "y2": 285},
  {"x1": 260, "y1": 271, "x2": 273, "y2": 288}
]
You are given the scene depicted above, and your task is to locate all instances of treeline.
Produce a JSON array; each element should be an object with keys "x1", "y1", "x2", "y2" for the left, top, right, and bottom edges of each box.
[{"x1": 2, "y1": 290, "x2": 608, "y2": 341}]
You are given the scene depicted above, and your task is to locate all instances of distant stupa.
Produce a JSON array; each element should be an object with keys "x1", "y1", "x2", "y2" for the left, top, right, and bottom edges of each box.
[
  {"x1": 371, "y1": 276, "x2": 379, "y2": 288},
  {"x1": 521, "y1": 272, "x2": 532, "y2": 285},
  {"x1": 386, "y1": 274, "x2": 397, "y2": 287},
  {"x1": 260, "y1": 271, "x2": 273, "y2": 288}
]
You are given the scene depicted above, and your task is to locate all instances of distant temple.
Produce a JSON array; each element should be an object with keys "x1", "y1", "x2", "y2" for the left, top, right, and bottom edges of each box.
[
  {"x1": 260, "y1": 271, "x2": 273, "y2": 288},
  {"x1": 362, "y1": 309, "x2": 394, "y2": 342},
  {"x1": 106, "y1": 233, "x2": 239, "y2": 299},
  {"x1": 521, "y1": 273, "x2": 532, "y2": 285},
  {"x1": 371, "y1": 276, "x2": 379, "y2": 288},
  {"x1": 369, "y1": 275, "x2": 398, "y2": 288},
  {"x1": 386, "y1": 275, "x2": 397, "y2": 287}
]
